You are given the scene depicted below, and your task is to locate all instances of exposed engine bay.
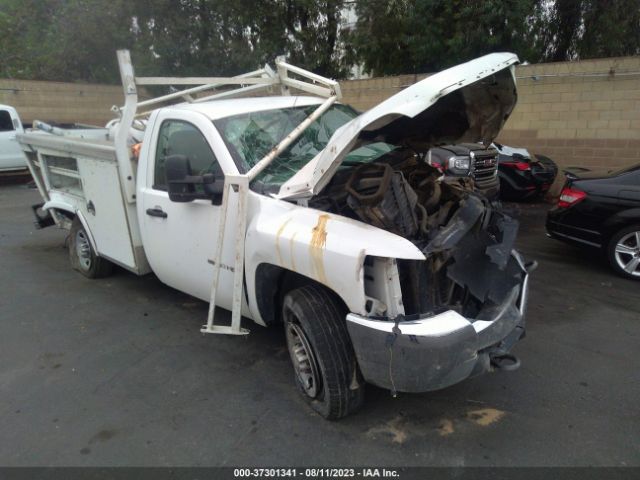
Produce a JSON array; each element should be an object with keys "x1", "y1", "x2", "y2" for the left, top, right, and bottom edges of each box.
[{"x1": 309, "y1": 148, "x2": 522, "y2": 319}]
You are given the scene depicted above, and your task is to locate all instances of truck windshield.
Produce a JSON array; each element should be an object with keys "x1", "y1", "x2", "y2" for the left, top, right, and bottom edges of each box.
[{"x1": 214, "y1": 104, "x2": 358, "y2": 188}]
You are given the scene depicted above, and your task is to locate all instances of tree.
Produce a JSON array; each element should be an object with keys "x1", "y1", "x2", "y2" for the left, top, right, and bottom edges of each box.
[
  {"x1": 2, "y1": 0, "x2": 639, "y2": 83},
  {"x1": 346, "y1": 0, "x2": 541, "y2": 75},
  {"x1": 347, "y1": 0, "x2": 640, "y2": 76},
  {"x1": 578, "y1": 0, "x2": 640, "y2": 59},
  {"x1": 531, "y1": 0, "x2": 585, "y2": 61},
  {"x1": 0, "y1": 0, "x2": 350, "y2": 82},
  {"x1": 130, "y1": 0, "x2": 350, "y2": 78},
  {"x1": 530, "y1": 0, "x2": 640, "y2": 62},
  {"x1": 129, "y1": 0, "x2": 258, "y2": 77},
  {"x1": 0, "y1": 0, "x2": 135, "y2": 82}
]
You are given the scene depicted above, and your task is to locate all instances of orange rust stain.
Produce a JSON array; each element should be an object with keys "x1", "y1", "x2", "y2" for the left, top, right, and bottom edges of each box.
[
  {"x1": 310, "y1": 214, "x2": 329, "y2": 284},
  {"x1": 366, "y1": 415, "x2": 408, "y2": 444},
  {"x1": 275, "y1": 218, "x2": 292, "y2": 266},
  {"x1": 466, "y1": 408, "x2": 505, "y2": 427},
  {"x1": 438, "y1": 419, "x2": 455, "y2": 436}
]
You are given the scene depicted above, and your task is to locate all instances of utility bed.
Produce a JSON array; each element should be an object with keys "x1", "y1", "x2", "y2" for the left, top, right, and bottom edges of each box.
[{"x1": 21, "y1": 127, "x2": 150, "y2": 273}]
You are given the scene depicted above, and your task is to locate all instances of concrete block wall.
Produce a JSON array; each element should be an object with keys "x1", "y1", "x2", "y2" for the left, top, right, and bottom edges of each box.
[
  {"x1": 341, "y1": 56, "x2": 640, "y2": 171},
  {"x1": 497, "y1": 57, "x2": 640, "y2": 171},
  {"x1": 340, "y1": 73, "x2": 428, "y2": 112},
  {"x1": 1, "y1": 55, "x2": 639, "y2": 172},
  {"x1": 0, "y1": 79, "x2": 126, "y2": 126}
]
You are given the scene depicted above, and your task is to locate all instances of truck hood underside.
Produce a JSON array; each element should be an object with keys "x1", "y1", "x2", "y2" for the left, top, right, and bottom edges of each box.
[{"x1": 277, "y1": 52, "x2": 518, "y2": 199}]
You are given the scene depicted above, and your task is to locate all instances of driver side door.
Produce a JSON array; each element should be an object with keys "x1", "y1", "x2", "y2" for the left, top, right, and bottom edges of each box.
[{"x1": 139, "y1": 111, "x2": 240, "y2": 308}]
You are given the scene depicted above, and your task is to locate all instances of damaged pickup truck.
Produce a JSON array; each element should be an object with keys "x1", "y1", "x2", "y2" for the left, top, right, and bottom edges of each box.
[{"x1": 18, "y1": 51, "x2": 534, "y2": 419}]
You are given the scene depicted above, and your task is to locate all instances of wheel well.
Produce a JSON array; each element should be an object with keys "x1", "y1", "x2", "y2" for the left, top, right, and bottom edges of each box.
[
  {"x1": 602, "y1": 217, "x2": 640, "y2": 247},
  {"x1": 56, "y1": 208, "x2": 75, "y2": 223},
  {"x1": 254, "y1": 263, "x2": 348, "y2": 326},
  {"x1": 43, "y1": 206, "x2": 75, "y2": 228},
  {"x1": 56, "y1": 208, "x2": 75, "y2": 219}
]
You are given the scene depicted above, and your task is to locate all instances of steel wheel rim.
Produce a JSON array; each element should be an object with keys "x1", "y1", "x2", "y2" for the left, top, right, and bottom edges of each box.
[
  {"x1": 75, "y1": 230, "x2": 92, "y2": 271},
  {"x1": 284, "y1": 312, "x2": 321, "y2": 398},
  {"x1": 614, "y1": 231, "x2": 640, "y2": 277}
]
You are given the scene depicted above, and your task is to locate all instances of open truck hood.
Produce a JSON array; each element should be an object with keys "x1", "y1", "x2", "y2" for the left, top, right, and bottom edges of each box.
[{"x1": 277, "y1": 52, "x2": 518, "y2": 199}]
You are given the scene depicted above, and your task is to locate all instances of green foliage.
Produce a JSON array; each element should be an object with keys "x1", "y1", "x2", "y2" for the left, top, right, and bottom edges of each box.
[
  {"x1": 0, "y1": 0, "x2": 135, "y2": 82},
  {"x1": 348, "y1": 0, "x2": 640, "y2": 76},
  {"x1": 130, "y1": 0, "x2": 349, "y2": 78},
  {"x1": 531, "y1": 0, "x2": 640, "y2": 62},
  {"x1": 0, "y1": 0, "x2": 638, "y2": 82},
  {"x1": 579, "y1": 0, "x2": 640, "y2": 59},
  {"x1": 0, "y1": 0, "x2": 350, "y2": 82},
  {"x1": 346, "y1": 0, "x2": 540, "y2": 75}
]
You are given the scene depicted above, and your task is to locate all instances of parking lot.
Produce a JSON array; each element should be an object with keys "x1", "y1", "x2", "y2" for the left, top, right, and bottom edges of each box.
[{"x1": 0, "y1": 182, "x2": 638, "y2": 467}]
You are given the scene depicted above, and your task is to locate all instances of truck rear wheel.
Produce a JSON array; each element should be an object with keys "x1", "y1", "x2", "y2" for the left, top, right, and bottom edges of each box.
[
  {"x1": 69, "y1": 218, "x2": 113, "y2": 278},
  {"x1": 283, "y1": 285, "x2": 364, "y2": 419}
]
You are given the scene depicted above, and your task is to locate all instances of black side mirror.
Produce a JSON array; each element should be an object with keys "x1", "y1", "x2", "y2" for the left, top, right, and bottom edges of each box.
[{"x1": 165, "y1": 155, "x2": 223, "y2": 203}]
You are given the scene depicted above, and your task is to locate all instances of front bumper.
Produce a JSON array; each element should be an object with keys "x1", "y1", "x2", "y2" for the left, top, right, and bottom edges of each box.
[{"x1": 346, "y1": 252, "x2": 533, "y2": 393}]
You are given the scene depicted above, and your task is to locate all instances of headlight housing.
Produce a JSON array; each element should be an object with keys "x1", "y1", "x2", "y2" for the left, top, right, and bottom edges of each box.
[{"x1": 447, "y1": 155, "x2": 471, "y2": 172}]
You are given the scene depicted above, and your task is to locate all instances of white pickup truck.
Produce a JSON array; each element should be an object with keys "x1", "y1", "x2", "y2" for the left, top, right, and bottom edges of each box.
[
  {"x1": 0, "y1": 104, "x2": 27, "y2": 171},
  {"x1": 18, "y1": 51, "x2": 534, "y2": 419}
]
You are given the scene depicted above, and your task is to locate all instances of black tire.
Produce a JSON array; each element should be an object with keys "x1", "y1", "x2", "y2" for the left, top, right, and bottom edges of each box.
[
  {"x1": 283, "y1": 285, "x2": 364, "y2": 420},
  {"x1": 68, "y1": 218, "x2": 114, "y2": 278},
  {"x1": 607, "y1": 224, "x2": 640, "y2": 280}
]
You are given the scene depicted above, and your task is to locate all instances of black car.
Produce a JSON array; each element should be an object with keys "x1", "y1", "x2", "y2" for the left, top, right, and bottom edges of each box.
[
  {"x1": 546, "y1": 164, "x2": 640, "y2": 279},
  {"x1": 494, "y1": 144, "x2": 558, "y2": 201}
]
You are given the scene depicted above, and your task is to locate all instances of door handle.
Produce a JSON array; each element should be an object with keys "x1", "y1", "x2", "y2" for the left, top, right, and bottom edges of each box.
[{"x1": 146, "y1": 207, "x2": 168, "y2": 218}]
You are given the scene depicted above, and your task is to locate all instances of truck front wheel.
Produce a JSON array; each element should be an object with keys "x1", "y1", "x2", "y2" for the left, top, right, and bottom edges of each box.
[
  {"x1": 283, "y1": 285, "x2": 364, "y2": 419},
  {"x1": 69, "y1": 218, "x2": 113, "y2": 278}
]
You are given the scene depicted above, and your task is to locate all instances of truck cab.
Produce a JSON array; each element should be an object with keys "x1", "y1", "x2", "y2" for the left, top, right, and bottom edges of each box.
[{"x1": 0, "y1": 105, "x2": 26, "y2": 171}]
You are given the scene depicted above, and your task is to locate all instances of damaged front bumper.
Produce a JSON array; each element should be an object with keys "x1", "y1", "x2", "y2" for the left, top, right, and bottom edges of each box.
[{"x1": 346, "y1": 251, "x2": 535, "y2": 393}]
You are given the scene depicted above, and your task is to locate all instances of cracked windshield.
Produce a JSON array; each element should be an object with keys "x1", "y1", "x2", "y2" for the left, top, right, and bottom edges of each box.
[{"x1": 214, "y1": 103, "x2": 394, "y2": 190}]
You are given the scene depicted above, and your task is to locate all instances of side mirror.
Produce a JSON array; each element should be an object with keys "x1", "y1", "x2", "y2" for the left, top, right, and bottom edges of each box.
[{"x1": 165, "y1": 155, "x2": 223, "y2": 203}]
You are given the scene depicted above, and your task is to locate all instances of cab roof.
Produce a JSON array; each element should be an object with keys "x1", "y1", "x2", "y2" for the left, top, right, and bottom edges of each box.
[{"x1": 169, "y1": 96, "x2": 325, "y2": 121}]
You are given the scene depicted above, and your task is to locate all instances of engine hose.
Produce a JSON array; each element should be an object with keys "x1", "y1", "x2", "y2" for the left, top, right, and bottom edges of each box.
[
  {"x1": 424, "y1": 182, "x2": 442, "y2": 211},
  {"x1": 415, "y1": 203, "x2": 429, "y2": 235}
]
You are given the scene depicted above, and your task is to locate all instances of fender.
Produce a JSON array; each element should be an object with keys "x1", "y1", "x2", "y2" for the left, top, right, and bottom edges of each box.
[
  {"x1": 244, "y1": 192, "x2": 424, "y2": 322},
  {"x1": 43, "y1": 200, "x2": 99, "y2": 256},
  {"x1": 41, "y1": 198, "x2": 76, "y2": 229},
  {"x1": 42, "y1": 199, "x2": 75, "y2": 215},
  {"x1": 602, "y1": 208, "x2": 640, "y2": 237}
]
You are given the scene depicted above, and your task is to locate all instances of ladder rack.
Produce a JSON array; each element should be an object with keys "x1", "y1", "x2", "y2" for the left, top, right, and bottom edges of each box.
[{"x1": 112, "y1": 50, "x2": 342, "y2": 335}]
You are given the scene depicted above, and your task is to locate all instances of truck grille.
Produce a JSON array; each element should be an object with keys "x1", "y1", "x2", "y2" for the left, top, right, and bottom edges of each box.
[{"x1": 472, "y1": 151, "x2": 498, "y2": 187}]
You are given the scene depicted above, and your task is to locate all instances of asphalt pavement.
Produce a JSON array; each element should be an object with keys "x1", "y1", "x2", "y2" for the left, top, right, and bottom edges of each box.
[{"x1": 0, "y1": 183, "x2": 638, "y2": 467}]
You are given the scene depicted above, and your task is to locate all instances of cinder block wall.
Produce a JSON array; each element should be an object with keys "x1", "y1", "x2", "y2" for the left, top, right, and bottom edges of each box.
[
  {"x1": 2, "y1": 56, "x2": 639, "y2": 171},
  {"x1": 341, "y1": 56, "x2": 640, "y2": 171},
  {"x1": 0, "y1": 79, "x2": 125, "y2": 126},
  {"x1": 341, "y1": 73, "x2": 429, "y2": 112},
  {"x1": 498, "y1": 57, "x2": 640, "y2": 170}
]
